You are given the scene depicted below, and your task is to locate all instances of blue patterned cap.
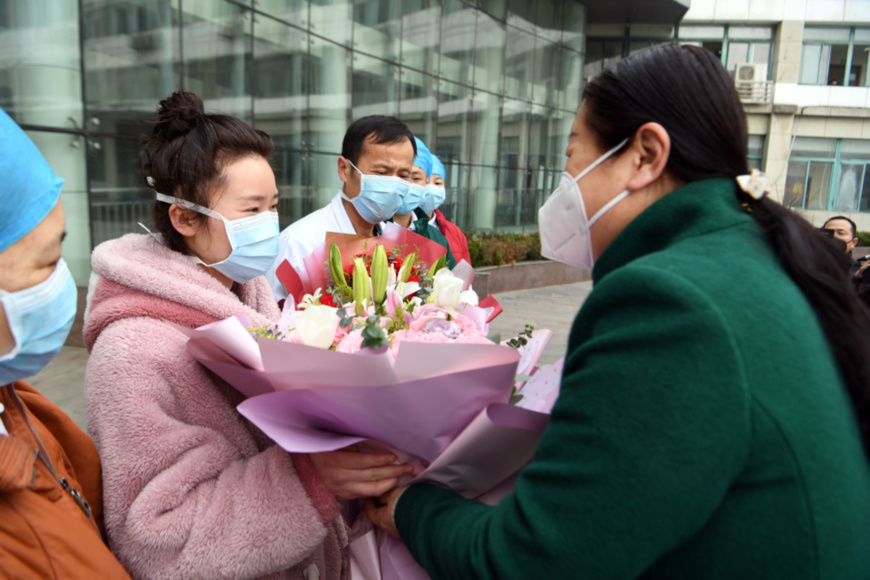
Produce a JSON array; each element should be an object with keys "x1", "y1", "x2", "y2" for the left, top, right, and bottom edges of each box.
[
  {"x1": 413, "y1": 137, "x2": 433, "y2": 178},
  {"x1": 0, "y1": 109, "x2": 64, "y2": 253}
]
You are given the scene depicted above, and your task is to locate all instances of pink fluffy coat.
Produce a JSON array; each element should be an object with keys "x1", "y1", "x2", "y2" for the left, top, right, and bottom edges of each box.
[{"x1": 84, "y1": 234, "x2": 346, "y2": 580}]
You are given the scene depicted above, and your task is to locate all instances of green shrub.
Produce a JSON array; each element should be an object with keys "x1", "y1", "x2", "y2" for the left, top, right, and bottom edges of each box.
[
  {"x1": 858, "y1": 231, "x2": 870, "y2": 247},
  {"x1": 464, "y1": 231, "x2": 544, "y2": 268}
]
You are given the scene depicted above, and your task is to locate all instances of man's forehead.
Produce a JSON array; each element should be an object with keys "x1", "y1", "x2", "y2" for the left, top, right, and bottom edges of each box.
[
  {"x1": 825, "y1": 219, "x2": 854, "y2": 233},
  {"x1": 359, "y1": 136, "x2": 414, "y2": 165}
]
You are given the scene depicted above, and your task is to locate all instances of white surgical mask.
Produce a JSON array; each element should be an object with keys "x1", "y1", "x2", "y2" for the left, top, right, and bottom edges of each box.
[
  {"x1": 538, "y1": 138, "x2": 630, "y2": 270},
  {"x1": 156, "y1": 193, "x2": 279, "y2": 284}
]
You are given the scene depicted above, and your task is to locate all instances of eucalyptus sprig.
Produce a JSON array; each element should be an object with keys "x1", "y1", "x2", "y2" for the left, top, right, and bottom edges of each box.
[
  {"x1": 360, "y1": 315, "x2": 390, "y2": 350},
  {"x1": 507, "y1": 324, "x2": 535, "y2": 349}
]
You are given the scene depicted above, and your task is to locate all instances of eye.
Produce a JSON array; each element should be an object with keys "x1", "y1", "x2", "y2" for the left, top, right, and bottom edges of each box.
[{"x1": 270, "y1": 203, "x2": 279, "y2": 211}]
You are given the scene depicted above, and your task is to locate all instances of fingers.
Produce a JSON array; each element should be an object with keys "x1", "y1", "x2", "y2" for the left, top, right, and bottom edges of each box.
[
  {"x1": 365, "y1": 494, "x2": 401, "y2": 539},
  {"x1": 367, "y1": 463, "x2": 414, "y2": 481},
  {"x1": 308, "y1": 450, "x2": 414, "y2": 501},
  {"x1": 331, "y1": 450, "x2": 403, "y2": 469},
  {"x1": 327, "y1": 476, "x2": 400, "y2": 502}
]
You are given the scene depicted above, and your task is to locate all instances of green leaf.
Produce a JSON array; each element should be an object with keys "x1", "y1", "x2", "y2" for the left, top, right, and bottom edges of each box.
[
  {"x1": 359, "y1": 316, "x2": 389, "y2": 350},
  {"x1": 427, "y1": 254, "x2": 447, "y2": 278}
]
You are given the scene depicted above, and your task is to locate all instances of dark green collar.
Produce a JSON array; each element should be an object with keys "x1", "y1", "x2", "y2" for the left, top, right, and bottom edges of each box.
[{"x1": 593, "y1": 178, "x2": 753, "y2": 283}]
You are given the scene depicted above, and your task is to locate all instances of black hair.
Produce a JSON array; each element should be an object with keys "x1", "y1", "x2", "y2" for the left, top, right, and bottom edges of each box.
[
  {"x1": 823, "y1": 215, "x2": 858, "y2": 240},
  {"x1": 583, "y1": 43, "x2": 870, "y2": 457},
  {"x1": 140, "y1": 91, "x2": 274, "y2": 255},
  {"x1": 340, "y1": 115, "x2": 416, "y2": 166}
]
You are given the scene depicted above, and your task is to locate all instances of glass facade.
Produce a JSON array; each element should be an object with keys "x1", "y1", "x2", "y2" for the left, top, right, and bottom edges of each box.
[{"x1": 0, "y1": 0, "x2": 586, "y2": 284}]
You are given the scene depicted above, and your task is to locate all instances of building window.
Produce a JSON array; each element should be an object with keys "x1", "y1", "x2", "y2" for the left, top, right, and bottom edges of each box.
[
  {"x1": 748, "y1": 135, "x2": 764, "y2": 171},
  {"x1": 584, "y1": 23, "x2": 675, "y2": 82},
  {"x1": 785, "y1": 137, "x2": 870, "y2": 212},
  {"x1": 800, "y1": 27, "x2": 870, "y2": 87},
  {"x1": 678, "y1": 25, "x2": 773, "y2": 79}
]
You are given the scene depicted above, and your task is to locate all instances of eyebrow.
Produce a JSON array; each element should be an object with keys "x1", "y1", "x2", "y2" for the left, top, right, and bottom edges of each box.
[
  {"x1": 43, "y1": 231, "x2": 66, "y2": 255},
  {"x1": 238, "y1": 192, "x2": 279, "y2": 202},
  {"x1": 367, "y1": 161, "x2": 395, "y2": 170}
]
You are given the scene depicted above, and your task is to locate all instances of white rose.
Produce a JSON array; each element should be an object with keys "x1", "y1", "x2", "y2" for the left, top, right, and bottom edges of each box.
[
  {"x1": 458, "y1": 289, "x2": 479, "y2": 306},
  {"x1": 432, "y1": 268, "x2": 463, "y2": 309},
  {"x1": 295, "y1": 304, "x2": 339, "y2": 349}
]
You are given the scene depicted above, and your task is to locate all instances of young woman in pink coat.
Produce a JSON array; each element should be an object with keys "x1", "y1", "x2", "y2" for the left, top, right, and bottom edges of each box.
[{"x1": 84, "y1": 92, "x2": 411, "y2": 580}]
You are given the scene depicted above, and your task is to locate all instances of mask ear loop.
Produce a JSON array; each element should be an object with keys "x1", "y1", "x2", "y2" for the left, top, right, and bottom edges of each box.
[
  {"x1": 571, "y1": 138, "x2": 630, "y2": 184},
  {"x1": 152, "y1": 190, "x2": 237, "y2": 267}
]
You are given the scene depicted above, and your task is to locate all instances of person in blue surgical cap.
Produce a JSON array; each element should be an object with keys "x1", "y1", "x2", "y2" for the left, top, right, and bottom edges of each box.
[
  {"x1": 424, "y1": 154, "x2": 470, "y2": 265},
  {"x1": 392, "y1": 137, "x2": 458, "y2": 267},
  {"x1": 0, "y1": 110, "x2": 130, "y2": 578}
]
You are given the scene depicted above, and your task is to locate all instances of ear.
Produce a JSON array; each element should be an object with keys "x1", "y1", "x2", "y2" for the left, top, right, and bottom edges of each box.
[
  {"x1": 624, "y1": 122, "x2": 671, "y2": 191},
  {"x1": 337, "y1": 156, "x2": 350, "y2": 185},
  {"x1": 168, "y1": 204, "x2": 200, "y2": 238}
]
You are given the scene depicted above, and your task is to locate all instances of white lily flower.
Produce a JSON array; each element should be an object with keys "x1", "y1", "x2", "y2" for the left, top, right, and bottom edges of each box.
[{"x1": 298, "y1": 288, "x2": 324, "y2": 310}]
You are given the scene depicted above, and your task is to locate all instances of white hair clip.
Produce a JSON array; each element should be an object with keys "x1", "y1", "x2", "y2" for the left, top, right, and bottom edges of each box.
[
  {"x1": 146, "y1": 176, "x2": 156, "y2": 187},
  {"x1": 736, "y1": 169, "x2": 771, "y2": 200}
]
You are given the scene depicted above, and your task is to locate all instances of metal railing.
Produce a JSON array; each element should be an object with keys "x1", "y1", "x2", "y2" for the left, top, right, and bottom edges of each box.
[
  {"x1": 90, "y1": 199, "x2": 153, "y2": 247},
  {"x1": 736, "y1": 80, "x2": 773, "y2": 105}
]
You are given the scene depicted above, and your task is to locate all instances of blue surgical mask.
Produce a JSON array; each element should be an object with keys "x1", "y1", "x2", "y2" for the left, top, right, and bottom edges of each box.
[
  {"x1": 421, "y1": 184, "x2": 446, "y2": 215},
  {"x1": 396, "y1": 182, "x2": 426, "y2": 215},
  {"x1": 340, "y1": 160, "x2": 409, "y2": 223},
  {"x1": 156, "y1": 193, "x2": 280, "y2": 284},
  {"x1": 0, "y1": 259, "x2": 77, "y2": 385}
]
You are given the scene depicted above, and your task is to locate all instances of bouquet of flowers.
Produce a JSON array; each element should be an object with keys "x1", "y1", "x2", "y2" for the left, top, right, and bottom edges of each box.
[
  {"x1": 182, "y1": 226, "x2": 560, "y2": 579},
  {"x1": 258, "y1": 241, "x2": 490, "y2": 359}
]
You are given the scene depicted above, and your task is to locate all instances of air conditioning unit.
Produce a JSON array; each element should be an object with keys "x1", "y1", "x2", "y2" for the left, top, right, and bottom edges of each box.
[
  {"x1": 734, "y1": 63, "x2": 771, "y2": 104},
  {"x1": 735, "y1": 63, "x2": 768, "y2": 82}
]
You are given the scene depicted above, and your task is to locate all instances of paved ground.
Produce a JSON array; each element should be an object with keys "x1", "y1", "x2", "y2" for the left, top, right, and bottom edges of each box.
[{"x1": 29, "y1": 281, "x2": 594, "y2": 430}]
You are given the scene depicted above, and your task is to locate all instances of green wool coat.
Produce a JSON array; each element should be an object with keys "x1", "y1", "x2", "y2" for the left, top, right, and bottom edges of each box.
[{"x1": 395, "y1": 178, "x2": 870, "y2": 579}]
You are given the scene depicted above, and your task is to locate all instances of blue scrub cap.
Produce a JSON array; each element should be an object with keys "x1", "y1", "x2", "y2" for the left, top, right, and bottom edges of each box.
[
  {"x1": 430, "y1": 155, "x2": 445, "y2": 180},
  {"x1": 413, "y1": 137, "x2": 433, "y2": 179},
  {"x1": 0, "y1": 109, "x2": 64, "y2": 254}
]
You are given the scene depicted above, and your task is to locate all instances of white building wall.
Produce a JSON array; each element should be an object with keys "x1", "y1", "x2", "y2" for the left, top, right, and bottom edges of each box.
[
  {"x1": 680, "y1": 1, "x2": 870, "y2": 230},
  {"x1": 684, "y1": 0, "x2": 870, "y2": 23}
]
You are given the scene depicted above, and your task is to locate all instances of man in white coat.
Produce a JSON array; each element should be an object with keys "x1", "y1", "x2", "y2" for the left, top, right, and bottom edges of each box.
[{"x1": 266, "y1": 115, "x2": 416, "y2": 301}]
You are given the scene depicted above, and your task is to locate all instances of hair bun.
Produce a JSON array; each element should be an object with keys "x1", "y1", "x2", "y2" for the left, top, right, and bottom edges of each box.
[{"x1": 153, "y1": 91, "x2": 205, "y2": 141}]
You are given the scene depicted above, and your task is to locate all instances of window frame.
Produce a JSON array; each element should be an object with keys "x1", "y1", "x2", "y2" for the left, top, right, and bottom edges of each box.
[
  {"x1": 787, "y1": 138, "x2": 870, "y2": 212},
  {"x1": 799, "y1": 26, "x2": 870, "y2": 87}
]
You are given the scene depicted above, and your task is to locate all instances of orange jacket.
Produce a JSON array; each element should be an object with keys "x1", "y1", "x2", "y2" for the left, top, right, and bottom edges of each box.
[{"x1": 0, "y1": 381, "x2": 130, "y2": 579}]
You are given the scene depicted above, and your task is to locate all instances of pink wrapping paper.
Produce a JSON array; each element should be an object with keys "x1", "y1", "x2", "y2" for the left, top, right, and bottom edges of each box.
[
  {"x1": 236, "y1": 342, "x2": 521, "y2": 462},
  {"x1": 185, "y1": 313, "x2": 562, "y2": 580}
]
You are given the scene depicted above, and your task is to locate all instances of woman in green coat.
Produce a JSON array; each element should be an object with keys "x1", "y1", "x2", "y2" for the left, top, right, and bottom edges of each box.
[{"x1": 367, "y1": 44, "x2": 870, "y2": 579}]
